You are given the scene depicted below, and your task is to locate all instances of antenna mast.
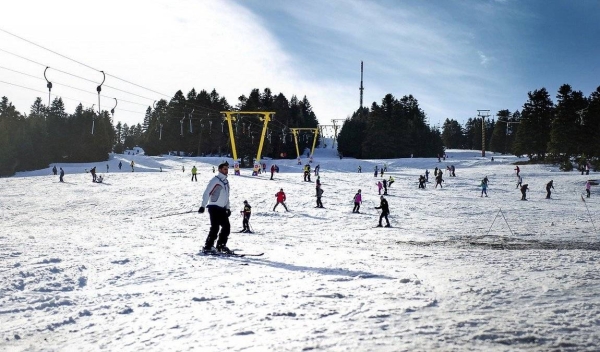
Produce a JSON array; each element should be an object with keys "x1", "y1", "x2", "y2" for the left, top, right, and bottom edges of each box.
[{"x1": 359, "y1": 61, "x2": 364, "y2": 114}]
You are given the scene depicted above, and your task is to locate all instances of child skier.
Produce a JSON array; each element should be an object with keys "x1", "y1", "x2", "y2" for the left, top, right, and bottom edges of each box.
[
  {"x1": 480, "y1": 178, "x2": 488, "y2": 197},
  {"x1": 353, "y1": 189, "x2": 362, "y2": 213},
  {"x1": 586, "y1": 180, "x2": 591, "y2": 198},
  {"x1": 240, "y1": 200, "x2": 252, "y2": 233},
  {"x1": 374, "y1": 195, "x2": 391, "y2": 227}
]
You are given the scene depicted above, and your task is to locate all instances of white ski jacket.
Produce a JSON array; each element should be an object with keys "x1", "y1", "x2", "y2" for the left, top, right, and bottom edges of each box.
[{"x1": 201, "y1": 173, "x2": 230, "y2": 209}]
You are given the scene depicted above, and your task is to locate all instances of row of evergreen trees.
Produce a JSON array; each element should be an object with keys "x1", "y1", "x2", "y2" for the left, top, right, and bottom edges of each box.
[
  {"x1": 0, "y1": 97, "x2": 115, "y2": 176},
  {"x1": 337, "y1": 94, "x2": 444, "y2": 159},
  {"x1": 0, "y1": 87, "x2": 320, "y2": 176},
  {"x1": 440, "y1": 84, "x2": 600, "y2": 167},
  {"x1": 141, "y1": 88, "x2": 319, "y2": 167}
]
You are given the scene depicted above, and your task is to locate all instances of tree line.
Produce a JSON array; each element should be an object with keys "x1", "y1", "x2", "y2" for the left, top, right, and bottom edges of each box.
[
  {"x1": 141, "y1": 88, "x2": 319, "y2": 167},
  {"x1": 0, "y1": 87, "x2": 319, "y2": 176},
  {"x1": 0, "y1": 96, "x2": 115, "y2": 176},
  {"x1": 440, "y1": 84, "x2": 600, "y2": 170},
  {"x1": 337, "y1": 94, "x2": 444, "y2": 159}
]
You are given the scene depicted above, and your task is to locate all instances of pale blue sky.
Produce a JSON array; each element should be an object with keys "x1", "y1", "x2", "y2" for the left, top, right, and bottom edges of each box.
[{"x1": 1, "y1": 0, "x2": 599, "y2": 128}]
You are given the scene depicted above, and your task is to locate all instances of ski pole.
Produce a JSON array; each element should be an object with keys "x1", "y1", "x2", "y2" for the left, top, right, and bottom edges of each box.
[
  {"x1": 150, "y1": 210, "x2": 194, "y2": 219},
  {"x1": 581, "y1": 194, "x2": 597, "y2": 233}
]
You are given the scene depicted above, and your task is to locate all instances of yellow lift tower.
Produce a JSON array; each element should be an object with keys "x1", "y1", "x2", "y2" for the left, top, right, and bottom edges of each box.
[
  {"x1": 221, "y1": 111, "x2": 275, "y2": 175},
  {"x1": 290, "y1": 127, "x2": 320, "y2": 162}
]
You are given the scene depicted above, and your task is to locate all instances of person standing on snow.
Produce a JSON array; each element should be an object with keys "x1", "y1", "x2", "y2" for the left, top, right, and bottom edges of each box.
[
  {"x1": 374, "y1": 165, "x2": 378, "y2": 177},
  {"x1": 118, "y1": 161, "x2": 122, "y2": 170},
  {"x1": 314, "y1": 164, "x2": 320, "y2": 176},
  {"x1": 375, "y1": 195, "x2": 391, "y2": 227},
  {"x1": 382, "y1": 178, "x2": 388, "y2": 195},
  {"x1": 377, "y1": 181, "x2": 383, "y2": 195},
  {"x1": 130, "y1": 160, "x2": 135, "y2": 172},
  {"x1": 586, "y1": 162, "x2": 590, "y2": 175},
  {"x1": 425, "y1": 169, "x2": 429, "y2": 182},
  {"x1": 303, "y1": 164, "x2": 310, "y2": 182},
  {"x1": 514, "y1": 165, "x2": 520, "y2": 176},
  {"x1": 315, "y1": 176, "x2": 321, "y2": 195},
  {"x1": 273, "y1": 188, "x2": 289, "y2": 212},
  {"x1": 358, "y1": 165, "x2": 362, "y2": 173},
  {"x1": 90, "y1": 166, "x2": 97, "y2": 182},
  {"x1": 586, "y1": 180, "x2": 591, "y2": 198},
  {"x1": 240, "y1": 200, "x2": 252, "y2": 233},
  {"x1": 353, "y1": 189, "x2": 362, "y2": 213},
  {"x1": 516, "y1": 174, "x2": 523, "y2": 189},
  {"x1": 480, "y1": 178, "x2": 488, "y2": 197},
  {"x1": 191, "y1": 165, "x2": 198, "y2": 182},
  {"x1": 546, "y1": 180, "x2": 554, "y2": 199},
  {"x1": 106, "y1": 164, "x2": 109, "y2": 173},
  {"x1": 435, "y1": 171, "x2": 444, "y2": 188},
  {"x1": 59, "y1": 167, "x2": 64, "y2": 182},
  {"x1": 198, "y1": 162, "x2": 232, "y2": 254},
  {"x1": 270, "y1": 164, "x2": 276, "y2": 180},
  {"x1": 316, "y1": 184, "x2": 324, "y2": 208},
  {"x1": 52, "y1": 165, "x2": 57, "y2": 175},
  {"x1": 520, "y1": 184, "x2": 529, "y2": 200},
  {"x1": 388, "y1": 176, "x2": 395, "y2": 188}
]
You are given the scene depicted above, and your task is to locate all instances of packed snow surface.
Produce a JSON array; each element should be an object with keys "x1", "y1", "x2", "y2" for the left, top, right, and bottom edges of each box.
[{"x1": 2, "y1": 145, "x2": 600, "y2": 351}]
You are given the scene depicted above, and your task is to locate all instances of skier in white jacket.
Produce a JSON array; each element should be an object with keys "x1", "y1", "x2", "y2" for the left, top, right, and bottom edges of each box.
[{"x1": 198, "y1": 162, "x2": 232, "y2": 254}]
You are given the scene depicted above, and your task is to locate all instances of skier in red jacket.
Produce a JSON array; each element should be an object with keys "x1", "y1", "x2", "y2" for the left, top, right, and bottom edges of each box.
[{"x1": 273, "y1": 188, "x2": 289, "y2": 212}]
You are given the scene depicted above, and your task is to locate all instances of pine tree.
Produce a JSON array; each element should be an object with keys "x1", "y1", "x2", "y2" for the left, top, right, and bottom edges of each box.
[
  {"x1": 489, "y1": 110, "x2": 511, "y2": 154},
  {"x1": 512, "y1": 88, "x2": 554, "y2": 159},
  {"x1": 548, "y1": 84, "x2": 587, "y2": 160}
]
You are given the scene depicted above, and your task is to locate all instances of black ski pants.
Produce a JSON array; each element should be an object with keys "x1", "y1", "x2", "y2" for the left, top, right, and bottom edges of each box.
[
  {"x1": 206, "y1": 206, "x2": 231, "y2": 248},
  {"x1": 353, "y1": 202, "x2": 360, "y2": 213},
  {"x1": 273, "y1": 201, "x2": 288, "y2": 211},
  {"x1": 192, "y1": 174, "x2": 197, "y2": 181},
  {"x1": 243, "y1": 215, "x2": 250, "y2": 231},
  {"x1": 379, "y1": 212, "x2": 390, "y2": 226},
  {"x1": 316, "y1": 197, "x2": 323, "y2": 208}
]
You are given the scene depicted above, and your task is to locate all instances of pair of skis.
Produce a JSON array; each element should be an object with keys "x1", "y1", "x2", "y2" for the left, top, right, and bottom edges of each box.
[{"x1": 201, "y1": 251, "x2": 264, "y2": 258}]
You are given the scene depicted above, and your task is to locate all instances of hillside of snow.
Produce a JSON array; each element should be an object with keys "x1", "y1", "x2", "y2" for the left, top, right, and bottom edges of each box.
[{"x1": 2, "y1": 142, "x2": 600, "y2": 351}]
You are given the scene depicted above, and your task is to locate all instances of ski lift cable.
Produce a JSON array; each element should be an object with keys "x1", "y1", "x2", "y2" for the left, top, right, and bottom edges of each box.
[
  {"x1": 0, "y1": 79, "x2": 147, "y2": 115},
  {"x1": 0, "y1": 37, "x2": 224, "y2": 115},
  {"x1": 0, "y1": 65, "x2": 151, "y2": 108}
]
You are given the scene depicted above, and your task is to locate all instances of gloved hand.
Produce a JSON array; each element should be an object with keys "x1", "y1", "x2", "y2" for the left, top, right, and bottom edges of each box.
[
  {"x1": 225, "y1": 209, "x2": 231, "y2": 217},
  {"x1": 198, "y1": 206, "x2": 205, "y2": 213}
]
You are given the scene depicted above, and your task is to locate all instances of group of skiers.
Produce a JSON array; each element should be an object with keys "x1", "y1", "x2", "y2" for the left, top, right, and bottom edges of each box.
[
  {"x1": 52, "y1": 165, "x2": 65, "y2": 182},
  {"x1": 56, "y1": 160, "x2": 132, "y2": 183},
  {"x1": 196, "y1": 160, "x2": 398, "y2": 255},
  {"x1": 46, "y1": 147, "x2": 597, "y2": 258}
]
